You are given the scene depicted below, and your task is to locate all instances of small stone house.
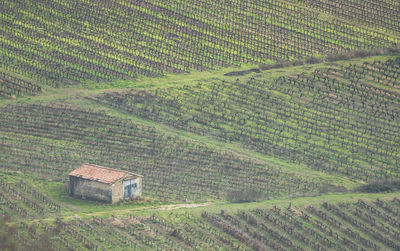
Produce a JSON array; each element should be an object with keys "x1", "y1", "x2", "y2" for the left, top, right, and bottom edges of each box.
[{"x1": 69, "y1": 164, "x2": 143, "y2": 204}]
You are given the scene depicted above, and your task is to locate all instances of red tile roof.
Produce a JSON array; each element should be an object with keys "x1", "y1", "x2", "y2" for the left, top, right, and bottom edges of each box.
[{"x1": 69, "y1": 164, "x2": 138, "y2": 184}]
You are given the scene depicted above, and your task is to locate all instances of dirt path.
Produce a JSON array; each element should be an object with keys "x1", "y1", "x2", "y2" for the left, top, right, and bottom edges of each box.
[
  {"x1": 84, "y1": 202, "x2": 213, "y2": 218},
  {"x1": 9, "y1": 192, "x2": 400, "y2": 226},
  {"x1": 9, "y1": 202, "x2": 214, "y2": 225},
  {"x1": 156, "y1": 202, "x2": 213, "y2": 210}
]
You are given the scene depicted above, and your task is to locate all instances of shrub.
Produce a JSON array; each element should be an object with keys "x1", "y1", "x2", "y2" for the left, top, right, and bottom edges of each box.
[
  {"x1": 318, "y1": 184, "x2": 347, "y2": 193},
  {"x1": 305, "y1": 56, "x2": 321, "y2": 64},
  {"x1": 355, "y1": 179, "x2": 400, "y2": 193},
  {"x1": 226, "y1": 189, "x2": 263, "y2": 203}
]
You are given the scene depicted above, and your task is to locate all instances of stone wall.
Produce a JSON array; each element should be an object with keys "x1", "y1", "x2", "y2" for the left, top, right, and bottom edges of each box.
[
  {"x1": 69, "y1": 176, "x2": 112, "y2": 203},
  {"x1": 69, "y1": 175, "x2": 143, "y2": 204},
  {"x1": 136, "y1": 177, "x2": 142, "y2": 197},
  {"x1": 111, "y1": 181, "x2": 123, "y2": 203}
]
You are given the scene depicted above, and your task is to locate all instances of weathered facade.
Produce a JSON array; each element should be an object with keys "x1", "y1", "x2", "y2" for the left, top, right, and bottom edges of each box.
[{"x1": 69, "y1": 164, "x2": 142, "y2": 204}]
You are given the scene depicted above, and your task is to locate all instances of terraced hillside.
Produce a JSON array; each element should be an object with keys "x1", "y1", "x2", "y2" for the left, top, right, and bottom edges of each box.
[
  {"x1": 92, "y1": 57, "x2": 400, "y2": 181},
  {"x1": 1, "y1": 54, "x2": 399, "y2": 250},
  {"x1": 1, "y1": 0, "x2": 400, "y2": 250},
  {"x1": 6, "y1": 197, "x2": 400, "y2": 250},
  {"x1": 1, "y1": 0, "x2": 399, "y2": 87}
]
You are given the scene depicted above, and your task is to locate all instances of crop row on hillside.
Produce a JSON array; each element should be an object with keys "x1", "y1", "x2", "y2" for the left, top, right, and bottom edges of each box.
[
  {"x1": 0, "y1": 71, "x2": 41, "y2": 97},
  {"x1": 0, "y1": 103, "x2": 337, "y2": 203},
  {"x1": 8, "y1": 198, "x2": 400, "y2": 250},
  {"x1": 294, "y1": 0, "x2": 400, "y2": 36},
  {"x1": 201, "y1": 198, "x2": 400, "y2": 250},
  {"x1": 1, "y1": 0, "x2": 399, "y2": 86},
  {"x1": 93, "y1": 57, "x2": 400, "y2": 181},
  {"x1": 0, "y1": 177, "x2": 60, "y2": 218}
]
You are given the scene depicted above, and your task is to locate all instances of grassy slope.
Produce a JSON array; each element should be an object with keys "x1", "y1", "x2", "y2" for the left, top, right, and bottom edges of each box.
[
  {"x1": 90, "y1": 55, "x2": 400, "y2": 180},
  {"x1": 0, "y1": 54, "x2": 397, "y2": 108},
  {"x1": 1, "y1": 54, "x2": 398, "y2": 205}
]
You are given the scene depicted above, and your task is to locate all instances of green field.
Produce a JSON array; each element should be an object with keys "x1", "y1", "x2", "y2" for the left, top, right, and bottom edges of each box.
[{"x1": 1, "y1": 0, "x2": 400, "y2": 250}]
